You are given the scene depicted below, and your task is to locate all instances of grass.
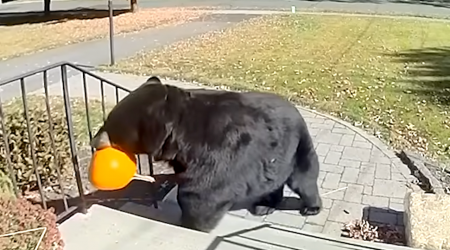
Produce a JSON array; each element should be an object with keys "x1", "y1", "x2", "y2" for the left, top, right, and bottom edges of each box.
[
  {"x1": 107, "y1": 13, "x2": 450, "y2": 164},
  {"x1": 0, "y1": 7, "x2": 206, "y2": 60}
]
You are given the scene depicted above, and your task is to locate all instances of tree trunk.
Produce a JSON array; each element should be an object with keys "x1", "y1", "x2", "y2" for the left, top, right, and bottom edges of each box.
[
  {"x1": 44, "y1": 0, "x2": 51, "y2": 15},
  {"x1": 130, "y1": 0, "x2": 138, "y2": 13}
]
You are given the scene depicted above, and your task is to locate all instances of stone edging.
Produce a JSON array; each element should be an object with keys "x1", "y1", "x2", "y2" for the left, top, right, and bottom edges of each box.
[{"x1": 398, "y1": 150, "x2": 446, "y2": 195}]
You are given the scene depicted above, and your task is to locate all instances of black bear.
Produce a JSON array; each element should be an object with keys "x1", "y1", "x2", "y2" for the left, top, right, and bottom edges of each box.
[{"x1": 90, "y1": 76, "x2": 322, "y2": 232}]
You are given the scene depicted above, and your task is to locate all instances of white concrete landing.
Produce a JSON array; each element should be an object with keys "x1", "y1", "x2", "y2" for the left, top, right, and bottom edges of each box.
[
  {"x1": 59, "y1": 185, "x2": 417, "y2": 250},
  {"x1": 59, "y1": 204, "x2": 215, "y2": 250}
]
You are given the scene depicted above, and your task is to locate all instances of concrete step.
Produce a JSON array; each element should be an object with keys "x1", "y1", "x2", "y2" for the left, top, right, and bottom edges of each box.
[
  {"x1": 58, "y1": 204, "x2": 216, "y2": 250},
  {"x1": 59, "y1": 185, "x2": 417, "y2": 250}
]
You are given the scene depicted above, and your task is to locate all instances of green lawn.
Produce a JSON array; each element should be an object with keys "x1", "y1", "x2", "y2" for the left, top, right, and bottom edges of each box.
[{"x1": 107, "y1": 14, "x2": 450, "y2": 164}]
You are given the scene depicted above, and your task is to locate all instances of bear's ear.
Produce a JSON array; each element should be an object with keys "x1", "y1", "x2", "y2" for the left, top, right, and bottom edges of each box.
[
  {"x1": 137, "y1": 76, "x2": 163, "y2": 90},
  {"x1": 90, "y1": 127, "x2": 111, "y2": 150},
  {"x1": 145, "y1": 76, "x2": 162, "y2": 85}
]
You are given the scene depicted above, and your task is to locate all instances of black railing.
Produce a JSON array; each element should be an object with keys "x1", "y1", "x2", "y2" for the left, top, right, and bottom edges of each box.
[{"x1": 0, "y1": 61, "x2": 154, "y2": 222}]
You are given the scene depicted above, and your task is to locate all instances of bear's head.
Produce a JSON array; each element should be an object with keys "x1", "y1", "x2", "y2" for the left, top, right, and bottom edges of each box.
[{"x1": 90, "y1": 76, "x2": 188, "y2": 159}]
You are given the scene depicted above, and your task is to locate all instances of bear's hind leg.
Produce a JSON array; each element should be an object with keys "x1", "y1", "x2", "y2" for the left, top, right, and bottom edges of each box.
[
  {"x1": 177, "y1": 190, "x2": 233, "y2": 233},
  {"x1": 287, "y1": 153, "x2": 322, "y2": 216}
]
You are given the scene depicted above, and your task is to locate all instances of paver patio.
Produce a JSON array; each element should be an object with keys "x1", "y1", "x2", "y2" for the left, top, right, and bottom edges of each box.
[{"x1": 43, "y1": 71, "x2": 419, "y2": 240}]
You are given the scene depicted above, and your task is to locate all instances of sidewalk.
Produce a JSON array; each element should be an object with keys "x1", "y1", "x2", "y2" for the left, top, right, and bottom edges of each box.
[{"x1": 0, "y1": 12, "x2": 260, "y2": 101}]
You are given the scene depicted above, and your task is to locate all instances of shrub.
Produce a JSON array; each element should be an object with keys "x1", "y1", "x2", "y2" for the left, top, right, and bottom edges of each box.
[
  {"x1": 0, "y1": 195, "x2": 64, "y2": 250},
  {"x1": 0, "y1": 95, "x2": 72, "y2": 192},
  {"x1": 0, "y1": 95, "x2": 107, "y2": 193}
]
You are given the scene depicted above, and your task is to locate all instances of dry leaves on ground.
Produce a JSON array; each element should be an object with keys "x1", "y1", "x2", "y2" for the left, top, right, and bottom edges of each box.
[
  {"x1": 0, "y1": 7, "x2": 207, "y2": 60},
  {"x1": 342, "y1": 219, "x2": 405, "y2": 246}
]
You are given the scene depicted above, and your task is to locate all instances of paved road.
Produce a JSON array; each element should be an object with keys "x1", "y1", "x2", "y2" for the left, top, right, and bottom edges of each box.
[{"x1": 2, "y1": 0, "x2": 450, "y2": 18}]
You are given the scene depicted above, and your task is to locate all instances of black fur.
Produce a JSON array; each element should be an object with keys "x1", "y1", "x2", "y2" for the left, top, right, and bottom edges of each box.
[{"x1": 91, "y1": 76, "x2": 322, "y2": 232}]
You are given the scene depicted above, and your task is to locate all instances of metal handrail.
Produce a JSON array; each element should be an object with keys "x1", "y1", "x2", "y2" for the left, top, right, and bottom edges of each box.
[
  {"x1": 0, "y1": 61, "x2": 131, "y2": 93},
  {"x1": 0, "y1": 61, "x2": 153, "y2": 222}
]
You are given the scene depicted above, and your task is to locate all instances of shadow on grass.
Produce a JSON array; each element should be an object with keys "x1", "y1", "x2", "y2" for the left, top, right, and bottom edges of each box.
[
  {"x1": 0, "y1": 8, "x2": 131, "y2": 26},
  {"x1": 388, "y1": 46, "x2": 450, "y2": 105}
]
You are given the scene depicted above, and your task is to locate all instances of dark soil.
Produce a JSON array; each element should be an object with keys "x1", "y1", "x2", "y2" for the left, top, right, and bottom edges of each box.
[{"x1": 425, "y1": 162, "x2": 450, "y2": 192}]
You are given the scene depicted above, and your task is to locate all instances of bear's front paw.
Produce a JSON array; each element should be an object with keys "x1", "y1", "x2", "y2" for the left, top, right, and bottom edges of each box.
[
  {"x1": 299, "y1": 205, "x2": 321, "y2": 216},
  {"x1": 249, "y1": 205, "x2": 277, "y2": 216}
]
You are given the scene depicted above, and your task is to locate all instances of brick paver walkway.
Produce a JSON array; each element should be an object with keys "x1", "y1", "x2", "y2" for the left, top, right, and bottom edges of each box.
[
  {"x1": 228, "y1": 108, "x2": 415, "y2": 237},
  {"x1": 40, "y1": 71, "x2": 418, "y2": 238}
]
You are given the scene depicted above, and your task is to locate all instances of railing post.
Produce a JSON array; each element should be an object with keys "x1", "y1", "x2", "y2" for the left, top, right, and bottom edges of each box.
[
  {"x1": 0, "y1": 95, "x2": 19, "y2": 197},
  {"x1": 21, "y1": 78, "x2": 47, "y2": 210},
  {"x1": 82, "y1": 73, "x2": 95, "y2": 155},
  {"x1": 147, "y1": 156, "x2": 158, "y2": 209},
  {"x1": 100, "y1": 81, "x2": 106, "y2": 121},
  {"x1": 61, "y1": 65, "x2": 87, "y2": 214},
  {"x1": 43, "y1": 71, "x2": 69, "y2": 211}
]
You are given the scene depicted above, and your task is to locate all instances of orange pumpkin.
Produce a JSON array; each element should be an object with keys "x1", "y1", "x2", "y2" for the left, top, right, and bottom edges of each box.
[{"x1": 89, "y1": 147, "x2": 138, "y2": 191}]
